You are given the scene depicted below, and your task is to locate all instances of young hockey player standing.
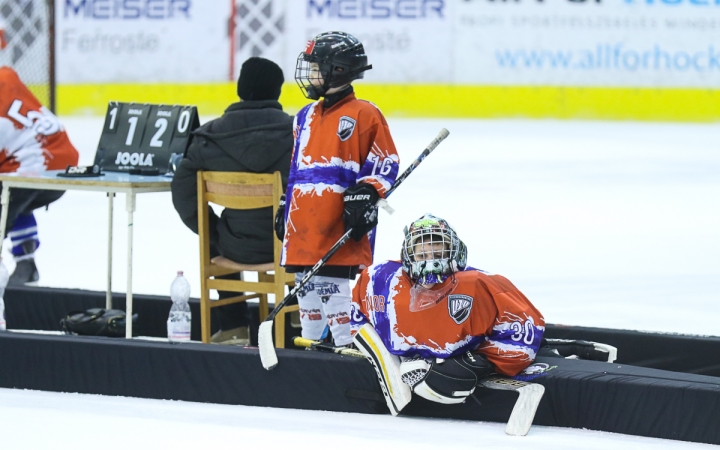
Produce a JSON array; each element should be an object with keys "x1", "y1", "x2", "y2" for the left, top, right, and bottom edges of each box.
[
  {"x1": 275, "y1": 31, "x2": 400, "y2": 347},
  {"x1": 351, "y1": 214, "x2": 546, "y2": 412}
]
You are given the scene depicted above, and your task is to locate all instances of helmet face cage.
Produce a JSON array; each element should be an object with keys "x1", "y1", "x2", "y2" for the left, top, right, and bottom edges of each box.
[
  {"x1": 401, "y1": 215, "x2": 467, "y2": 285},
  {"x1": 295, "y1": 54, "x2": 331, "y2": 100},
  {"x1": 294, "y1": 31, "x2": 370, "y2": 100}
]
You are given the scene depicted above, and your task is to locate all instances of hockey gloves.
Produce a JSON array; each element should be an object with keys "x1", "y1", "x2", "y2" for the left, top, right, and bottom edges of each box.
[
  {"x1": 274, "y1": 194, "x2": 286, "y2": 241},
  {"x1": 400, "y1": 351, "x2": 494, "y2": 404},
  {"x1": 343, "y1": 183, "x2": 379, "y2": 242}
]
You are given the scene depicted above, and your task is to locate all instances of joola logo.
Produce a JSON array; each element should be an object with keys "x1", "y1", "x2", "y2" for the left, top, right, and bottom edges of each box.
[
  {"x1": 114, "y1": 152, "x2": 154, "y2": 166},
  {"x1": 448, "y1": 294, "x2": 473, "y2": 324},
  {"x1": 344, "y1": 194, "x2": 371, "y2": 202},
  {"x1": 337, "y1": 116, "x2": 356, "y2": 141}
]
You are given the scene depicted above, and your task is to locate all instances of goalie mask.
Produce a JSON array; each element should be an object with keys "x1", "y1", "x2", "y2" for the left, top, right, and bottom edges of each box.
[
  {"x1": 295, "y1": 31, "x2": 372, "y2": 100},
  {"x1": 401, "y1": 214, "x2": 467, "y2": 312}
]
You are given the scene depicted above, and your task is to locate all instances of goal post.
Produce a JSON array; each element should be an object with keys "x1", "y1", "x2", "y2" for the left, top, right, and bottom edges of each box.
[{"x1": 0, "y1": 0, "x2": 55, "y2": 111}]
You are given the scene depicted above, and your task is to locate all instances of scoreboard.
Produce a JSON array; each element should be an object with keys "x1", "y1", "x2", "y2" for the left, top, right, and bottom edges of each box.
[{"x1": 95, "y1": 102, "x2": 199, "y2": 173}]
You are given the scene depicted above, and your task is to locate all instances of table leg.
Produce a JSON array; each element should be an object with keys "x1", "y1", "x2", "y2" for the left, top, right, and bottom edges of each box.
[
  {"x1": 0, "y1": 186, "x2": 10, "y2": 257},
  {"x1": 106, "y1": 193, "x2": 114, "y2": 309},
  {"x1": 125, "y1": 192, "x2": 136, "y2": 339}
]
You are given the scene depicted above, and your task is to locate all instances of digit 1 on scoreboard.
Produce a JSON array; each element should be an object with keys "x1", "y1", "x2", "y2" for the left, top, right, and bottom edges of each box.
[{"x1": 102, "y1": 101, "x2": 119, "y2": 134}]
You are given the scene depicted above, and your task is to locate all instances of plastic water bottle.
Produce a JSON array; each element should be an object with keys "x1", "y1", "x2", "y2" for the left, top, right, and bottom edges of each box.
[
  {"x1": 167, "y1": 271, "x2": 191, "y2": 342},
  {"x1": 0, "y1": 262, "x2": 9, "y2": 331}
]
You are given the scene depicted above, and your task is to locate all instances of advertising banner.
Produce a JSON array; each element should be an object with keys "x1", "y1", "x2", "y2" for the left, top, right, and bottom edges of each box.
[
  {"x1": 56, "y1": 0, "x2": 232, "y2": 83},
  {"x1": 233, "y1": 0, "x2": 454, "y2": 83},
  {"x1": 455, "y1": 0, "x2": 720, "y2": 87}
]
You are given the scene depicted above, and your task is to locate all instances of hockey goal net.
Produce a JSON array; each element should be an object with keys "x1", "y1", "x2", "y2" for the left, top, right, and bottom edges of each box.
[{"x1": 0, "y1": 0, "x2": 54, "y2": 111}]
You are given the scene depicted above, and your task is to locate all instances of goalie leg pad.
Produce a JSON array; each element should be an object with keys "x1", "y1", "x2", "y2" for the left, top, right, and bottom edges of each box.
[
  {"x1": 543, "y1": 338, "x2": 618, "y2": 363},
  {"x1": 353, "y1": 324, "x2": 412, "y2": 416}
]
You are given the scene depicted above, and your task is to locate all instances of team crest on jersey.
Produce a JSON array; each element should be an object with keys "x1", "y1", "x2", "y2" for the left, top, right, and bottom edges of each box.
[
  {"x1": 448, "y1": 294, "x2": 473, "y2": 324},
  {"x1": 337, "y1": 116, "x2": 356, "y2": 141}
]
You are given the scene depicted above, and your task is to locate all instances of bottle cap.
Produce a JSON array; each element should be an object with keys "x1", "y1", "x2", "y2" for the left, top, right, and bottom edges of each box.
[{"x1": 177, "y1": 270, "x2": 184, "y2": 276}]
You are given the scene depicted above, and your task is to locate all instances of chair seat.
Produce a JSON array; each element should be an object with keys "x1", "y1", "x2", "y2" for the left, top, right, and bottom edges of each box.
[{"x1": 211, "y1": 256, "x2": 275, "y2": 272}]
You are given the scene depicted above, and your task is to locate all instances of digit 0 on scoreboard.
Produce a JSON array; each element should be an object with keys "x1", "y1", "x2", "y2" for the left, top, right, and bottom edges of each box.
[{"x1": 96, "y1": 102, "x2": 199, "y2": 173}]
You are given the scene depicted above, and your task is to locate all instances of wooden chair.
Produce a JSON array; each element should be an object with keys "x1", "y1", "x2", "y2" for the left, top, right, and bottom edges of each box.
[{"x1": 197, "y1": 171, "x2": 296, "y2": 345}]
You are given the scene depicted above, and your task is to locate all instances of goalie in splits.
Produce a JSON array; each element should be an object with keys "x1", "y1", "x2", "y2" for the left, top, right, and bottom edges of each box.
[{"x1": 351, "y1": 214, "x2": 545, "y2": 415}]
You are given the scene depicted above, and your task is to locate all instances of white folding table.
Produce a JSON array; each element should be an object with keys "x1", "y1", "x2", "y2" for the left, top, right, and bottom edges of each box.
[{"x1": 0, "y1": 170, "x2": 172, "y2": 338}]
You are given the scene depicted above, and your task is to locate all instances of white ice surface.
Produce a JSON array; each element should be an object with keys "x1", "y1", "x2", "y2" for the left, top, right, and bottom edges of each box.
[
  {"x1": 1, "y1": 117, "x2": 718, "y2": 448},
  {"x1": 0, "y1": 387, "x2": 715, "y2": 450}
]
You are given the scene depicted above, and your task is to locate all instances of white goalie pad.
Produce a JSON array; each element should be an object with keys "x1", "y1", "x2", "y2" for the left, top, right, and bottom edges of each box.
[
  {"x1": 592, "y1": 342, "x2": 618, "y2": 363},
  {"x1": 544, "y1": 338, "x2": 618, "y2": 363},
  {"x1": 353, "y1": 324, "x2": 412, "y2": 416}
]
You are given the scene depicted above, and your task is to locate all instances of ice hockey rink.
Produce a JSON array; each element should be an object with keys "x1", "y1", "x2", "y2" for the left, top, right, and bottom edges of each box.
[{"x1": 2, "y1": 116, "x2": 719, "y2": 449}]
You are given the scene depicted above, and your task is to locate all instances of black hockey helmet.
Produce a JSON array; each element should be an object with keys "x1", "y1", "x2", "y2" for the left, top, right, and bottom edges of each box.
[{"x1": 295, "y1": 31, "x2": 372, "y2": 100}]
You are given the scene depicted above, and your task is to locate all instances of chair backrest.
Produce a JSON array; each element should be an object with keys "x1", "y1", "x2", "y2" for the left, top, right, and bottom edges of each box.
[
  {"x1": 196, "y1": 170, "x2": 291, "y2": 343},
  {"x1": 197, "y1": 171, "x2": 284, "y2": 270}
]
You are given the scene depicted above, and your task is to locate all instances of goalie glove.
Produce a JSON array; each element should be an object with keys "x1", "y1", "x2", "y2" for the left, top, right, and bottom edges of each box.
[
  {"x1": 343, "y1": 183, "x2": 379, "y2": 242},
  {"x1": 400, "y1": 351, "x2": 494, "y2": 404},
  {"x1": 274, "y1": 194, "x2": 285, "y2": 241}
]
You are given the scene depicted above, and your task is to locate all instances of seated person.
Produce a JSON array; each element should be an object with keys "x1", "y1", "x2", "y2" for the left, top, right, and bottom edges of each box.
[
  {"x1": 171, "y1": 57, "x2": 293, "y2": 344},
  {"x1": 351, "y1": 213, "x2": 545, "y2": 413},
  {"x1": 0, "y1": 65, "x2": 79, "y2": 285}
]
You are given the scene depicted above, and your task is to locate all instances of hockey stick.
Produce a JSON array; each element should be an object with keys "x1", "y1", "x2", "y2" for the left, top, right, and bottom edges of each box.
[
  {"x1": 479, "y1": 377, "x2": 545, "y2": 436},
  {"x1": 259, "y1": 128, "x2": 450, "y2": 370},
  {"x1": 295, "y1": 336, "x2": 544, "y2": 435},
  {"x1": 293, "y1": 336, "x2": 365, "y2": 358}
]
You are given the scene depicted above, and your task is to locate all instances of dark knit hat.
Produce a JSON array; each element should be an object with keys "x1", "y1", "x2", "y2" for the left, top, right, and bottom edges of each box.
[{"x1": 237, "y1": 57, "x2": 284, "y2": 101}]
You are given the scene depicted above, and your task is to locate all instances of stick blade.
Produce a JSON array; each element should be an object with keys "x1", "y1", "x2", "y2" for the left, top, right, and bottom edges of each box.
[
  {"x1": 479, "y1": 377, "x2": 545, "y2": 436},
  {"x1": 505, "y1": 383, "x2": 545, "y2": 436},
  {"x1": 258, "y1": 320, "x2": 278, "y2": 370}
]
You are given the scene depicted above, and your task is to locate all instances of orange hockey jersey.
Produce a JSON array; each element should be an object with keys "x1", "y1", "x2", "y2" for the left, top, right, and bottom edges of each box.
[
  {"x1": 281, "y1": 92, "x2": 399, "y2": 268},
  {"x1": 0, "y1": 66, "x2": 78, "y2": 173},
  {"x1": 350, "y1": 261, "x2": 546, "y2": 377}
]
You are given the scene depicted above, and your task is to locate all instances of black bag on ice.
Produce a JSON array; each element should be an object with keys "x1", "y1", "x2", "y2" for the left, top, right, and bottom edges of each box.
[{"x1": 60, "y1": 308, "x2": 137, "y2": 337}]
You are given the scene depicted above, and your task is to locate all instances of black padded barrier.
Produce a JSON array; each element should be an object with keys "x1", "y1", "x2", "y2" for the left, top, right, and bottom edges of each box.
[{"x1": 4, "y1": 285, "x2": 719, "y2": 375}]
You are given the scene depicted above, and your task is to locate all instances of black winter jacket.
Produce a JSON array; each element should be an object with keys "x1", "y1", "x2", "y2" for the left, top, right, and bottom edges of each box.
[{"x1": 171, "y1": 100, "x2": 292, "y2": 264}]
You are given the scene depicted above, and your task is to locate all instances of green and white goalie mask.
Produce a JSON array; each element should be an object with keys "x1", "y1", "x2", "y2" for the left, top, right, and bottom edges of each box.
[{"x1": 401, "y1": 214, "x2": 467, "y2": 312}]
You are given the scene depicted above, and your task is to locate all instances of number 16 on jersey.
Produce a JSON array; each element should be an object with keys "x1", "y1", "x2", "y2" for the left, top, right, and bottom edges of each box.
[{"x1": 95, "y1": 101, "x2": 199, "y2": 172}]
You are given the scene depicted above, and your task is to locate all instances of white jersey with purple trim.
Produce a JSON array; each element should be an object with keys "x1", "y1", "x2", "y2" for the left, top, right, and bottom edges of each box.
[{"x1": 350, "y1": 261, "x2": 546, "y2": 377}]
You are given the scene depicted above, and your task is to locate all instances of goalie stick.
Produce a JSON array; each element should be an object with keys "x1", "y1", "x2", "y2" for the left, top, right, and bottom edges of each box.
[
  {"x1": 295, "y1": 334, "x2": 545, "y2": 436},
  {"x1": 259, "y1": 128, "x2": 451, "y2": 370},
  {"x1": 479, "y1": 377, "x2": 545, "y2": 436}
]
